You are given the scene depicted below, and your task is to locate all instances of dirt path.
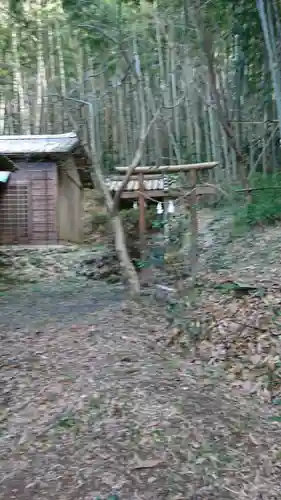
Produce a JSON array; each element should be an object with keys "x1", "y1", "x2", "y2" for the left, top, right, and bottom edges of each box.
[{"x1": 1, "y1": 280, "x2": 281, "y2": 499}]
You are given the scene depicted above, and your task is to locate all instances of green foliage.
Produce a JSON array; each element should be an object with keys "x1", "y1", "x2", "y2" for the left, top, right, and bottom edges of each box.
[
  {"x1": 95, "y1": 495, "x2": 120, "y2": 500},
  {"x1": 272, "y1": 398, "x2": 281, "y2": 423},
  {"x1": 120, "y1": 205, "x2": 156, "y2": 230},
  {"x1": 183, "y1": 0, "x2": 277, "y2": 94},
  {"x1": 90, "y1": 205, "x2": 158, "y2": 262},
  {"x1": 91, "y1": 211, "x2": 110, "y2": 235},
  {"x1": 62, "y1": 0, "x2": 152, "y2": 46},
  {"x1": 56, "y1": 412, "x2": 78, "y2": 429},
  {"x1": 233, "y1": 174, "x2": 281, "y2": 231},
  {"x1": 121, "y1": 205, "x2": 160, "y2": 262}
]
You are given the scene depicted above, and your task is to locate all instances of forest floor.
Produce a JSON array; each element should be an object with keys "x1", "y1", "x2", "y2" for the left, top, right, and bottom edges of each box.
[{"x1": 1, "y1": 214, "x2": 281, "y2": 499}]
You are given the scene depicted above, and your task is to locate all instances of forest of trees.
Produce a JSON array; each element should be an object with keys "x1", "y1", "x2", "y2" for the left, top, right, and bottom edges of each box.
[{"x1": 1, "y1": 0, "x2": 281, "y2": 183}]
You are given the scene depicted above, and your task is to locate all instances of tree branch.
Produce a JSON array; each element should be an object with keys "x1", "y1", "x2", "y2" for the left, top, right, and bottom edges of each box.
[
  {"x1": 80, "y1": 23, "x2": 159, "y2": 212},
  {"x1": 111, "y1": 109, "x2": 161, "y2": 213}
]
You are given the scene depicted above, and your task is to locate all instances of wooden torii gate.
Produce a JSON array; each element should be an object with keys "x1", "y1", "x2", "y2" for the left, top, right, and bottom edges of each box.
[{"x1": 116, "y1": 161, "x2": 218, "y2": 275}]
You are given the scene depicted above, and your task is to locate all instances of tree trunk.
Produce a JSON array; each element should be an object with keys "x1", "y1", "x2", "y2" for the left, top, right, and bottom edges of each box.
[
  {"x1": 111, "y1": 214, "x2": 140, "y2": 295},
  {"x1": 72, "y1": 101, "x2": 142, "y2": 295}
]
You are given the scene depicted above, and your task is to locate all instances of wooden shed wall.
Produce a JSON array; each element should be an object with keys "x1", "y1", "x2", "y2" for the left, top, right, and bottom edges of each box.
[
  {"x1": 0, "y1": 161, "x2": 57, "y2": 244},
  {"x1": 57, "y1": 156, "x2": 82, "y2": 243}
]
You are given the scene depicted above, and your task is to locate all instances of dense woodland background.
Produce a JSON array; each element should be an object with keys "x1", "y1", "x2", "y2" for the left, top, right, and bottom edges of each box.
[{"x1": 1, "y1": 0, "x2": 281, "y2": 185}]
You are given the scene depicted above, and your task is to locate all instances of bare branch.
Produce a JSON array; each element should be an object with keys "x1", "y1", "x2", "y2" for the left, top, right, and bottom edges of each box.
[
  {"x1": 80, "y1": 26, "x2": 156, "y2": 211},
  {"x1": 249, "y1": 123, "x2": 279, "y2": 177},
  {"x1": 68, "y1": 61, "x2": 132, "y2": 97},
  {"x1": 116, "y1": 162, "x2": 218, "y2": 173},
  {"x1": 79, "y1": 23, "x2": 133, "y2": 69},
  {"x1": 112, "y1": 109, "x2": 161, "y2": 213},
  {"x1": 201, "y1": 182, "x2": 229, "y2": 199},
  {"x1": 67, "y1": 65, "x2": 111, "y2": 97},
  {"x1": 163, "y1": 95, "x2": 185, "y2": 109}
]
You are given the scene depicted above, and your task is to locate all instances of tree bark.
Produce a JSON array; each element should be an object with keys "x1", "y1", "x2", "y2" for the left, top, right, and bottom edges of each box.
[
  {"x1": 67, "y1": 100, "x2": 142, "y2": 295},
  {"x1": 111, "y1": 215, "x2": 140, "y2": 295}
]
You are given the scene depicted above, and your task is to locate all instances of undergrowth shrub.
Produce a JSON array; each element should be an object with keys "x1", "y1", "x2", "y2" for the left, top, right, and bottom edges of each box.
[
  {"x1": 91, "y1": 206, "x2": 157, "y2": 262},
  {"x1": 233, "y1": 173, "x2": 281, "y2": 231},
  {"x1": 91, "y1": 211, "x2": 109, "y2": 236}
]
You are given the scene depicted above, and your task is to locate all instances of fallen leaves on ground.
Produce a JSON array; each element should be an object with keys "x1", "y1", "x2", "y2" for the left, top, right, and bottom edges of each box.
[
  {"x1": 2, "y1": 217, "x2": 281, "y2": 499},
  {"x1": 1, "y1": 287, "x2": 281, "y2": 500},
  {"x1": 158, "y1": 272, "x2": 281, "y2": 403}
]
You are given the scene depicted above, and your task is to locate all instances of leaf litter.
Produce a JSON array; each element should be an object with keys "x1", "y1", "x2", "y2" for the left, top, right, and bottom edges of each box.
[
  {"x1": 193, "y1": 221, "x2": 281, "y2": 402},
  {"x1": 1, "y1": 222, "x2": 281, "y2": 499}
]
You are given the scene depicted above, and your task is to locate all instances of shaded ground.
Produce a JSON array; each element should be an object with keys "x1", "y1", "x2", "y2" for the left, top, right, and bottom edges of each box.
[
  {"x1": 1, "y1": 278, "x2": 281, "y2": 500},
  {"x1": 0, "y1": 280, "x2": 125, "y2": 330}
]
